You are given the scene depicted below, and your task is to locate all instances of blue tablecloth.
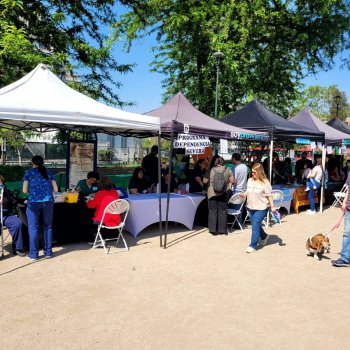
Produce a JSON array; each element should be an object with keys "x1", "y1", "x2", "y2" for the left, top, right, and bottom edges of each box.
[{"x1": 272, "y1": 184, "x2": 299, "y2": 213}]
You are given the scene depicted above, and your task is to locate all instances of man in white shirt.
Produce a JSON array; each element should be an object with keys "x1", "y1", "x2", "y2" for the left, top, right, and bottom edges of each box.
[
  {"x1": 231, "y1": 153, "x2": 248, "y2": 226},
  {"x1": 232, "y1": 153, "x2": 248, "y2": 194}
]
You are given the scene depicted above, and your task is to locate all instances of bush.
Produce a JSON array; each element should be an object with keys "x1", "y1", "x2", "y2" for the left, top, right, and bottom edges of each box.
[
  {"x1": 0, "y1": 165, "x2": 28, "y2": 182},
  {"x1": 98, "y1": 150, "x2": 113, "y2": 162}
]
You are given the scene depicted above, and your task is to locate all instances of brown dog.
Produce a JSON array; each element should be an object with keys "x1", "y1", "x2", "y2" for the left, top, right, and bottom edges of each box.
[{"x1": 306, "y1": 234, "x2": 330, "y2": 260}]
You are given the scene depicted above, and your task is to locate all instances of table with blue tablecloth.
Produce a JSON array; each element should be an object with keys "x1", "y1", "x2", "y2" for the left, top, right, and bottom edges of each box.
[
  {"x1": 272, "y1": 184, "x2": 299, "y2": 214},
  {"x1": 125, "y1": 193, "x2": 206, "y2": 237}
]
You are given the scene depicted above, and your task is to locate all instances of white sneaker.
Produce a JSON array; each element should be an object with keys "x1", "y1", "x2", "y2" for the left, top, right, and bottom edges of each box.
[
  {"x1": 245, "y1": 246, "x2": 257, "y2": 253},
  {"x1": 260, "y1": 234, "x2": 270, "y2": 246},
  {"x1": 304, "y1": 187, "x2": 310, "y2": 192},
  {"x1": 306, "y1": 210, "x2": 316, "y2": 215}
]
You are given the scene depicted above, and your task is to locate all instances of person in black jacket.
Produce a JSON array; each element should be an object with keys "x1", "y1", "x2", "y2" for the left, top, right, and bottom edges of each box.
[
  {"x1": 141, "y1": 145, "x2": 159, "y2": 185},
  {"x1": 0, "y1": 175, "x2": 26, "y2": 257}
]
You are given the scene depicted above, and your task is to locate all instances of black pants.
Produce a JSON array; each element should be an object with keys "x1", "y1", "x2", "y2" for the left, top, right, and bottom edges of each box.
[{"x1": 208, "y1": 191, "x2": 229, "y2": 234}]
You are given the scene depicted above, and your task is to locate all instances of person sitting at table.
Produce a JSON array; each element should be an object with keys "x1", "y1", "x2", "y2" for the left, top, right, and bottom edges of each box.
[
  {"x1": 272, "y1": 152, "x2": 286, "y2": 184},
  {"x1": 76, "y1": 171, "x2": 100, "y2": 197},
  {"x1": 328, "y1": 164, "x2": 342, "y2": 182},
  {"x1": 0, "y1": 175, "x2": 26, "y2": 257},
  {"x1": 283, "y1": 157, "x2": 293, "y2": 183},
  {"x1": 160, "y1": 168, "x2": 179, "y2": 193},
  {"x1": 86, "y1": 176, "x2": 120, "y2": 227},
  {"x1": 189, "y1": 159, "x2": 207, "y2": 193},
  {"x1": 128, "y1": 166, "x2": 152, "y2": 194}
]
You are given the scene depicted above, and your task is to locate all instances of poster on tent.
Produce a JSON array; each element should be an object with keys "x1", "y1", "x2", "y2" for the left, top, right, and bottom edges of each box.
[{"x1": 66, "y1": 140, "x2": 97, "y2": 190}]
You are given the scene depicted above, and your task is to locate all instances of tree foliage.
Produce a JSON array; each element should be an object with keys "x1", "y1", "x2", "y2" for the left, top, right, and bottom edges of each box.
[
  {"x1": 115, "y1": 0, "x2": 350, "y2": 116},
  {"x1": 0, "y1": 127, "x2": 37, "y2": 165},
  {"x1": 0, "y1": 0, "x2": 139, "y2": 106},
  {"x1": 290, "y1": 85, "x2": 350, "y2": 121}
]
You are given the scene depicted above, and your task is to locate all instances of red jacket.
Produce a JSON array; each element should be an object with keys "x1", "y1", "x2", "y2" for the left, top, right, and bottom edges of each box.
[{"x1": 86, "y1": 189, "x2": 120, "y2": 227}]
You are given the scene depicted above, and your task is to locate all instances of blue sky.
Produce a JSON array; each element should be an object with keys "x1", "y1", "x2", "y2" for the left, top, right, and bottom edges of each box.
[{"x1": 114, "y1": 36, "x2": 350, "y2": 115}]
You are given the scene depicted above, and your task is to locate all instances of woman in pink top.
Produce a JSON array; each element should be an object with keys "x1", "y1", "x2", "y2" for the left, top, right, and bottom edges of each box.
[
  {"x1": 241, "y1": 163, "x2": 276, "y2": 253},
  {"x1": 86, "y1": 177, "x2": 120, "y2": 227}
]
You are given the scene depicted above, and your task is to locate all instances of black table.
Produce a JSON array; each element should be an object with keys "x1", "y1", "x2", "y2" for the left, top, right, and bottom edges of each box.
[{"x1": 17, "y1": 201, "x2": 95, "y2": 244}]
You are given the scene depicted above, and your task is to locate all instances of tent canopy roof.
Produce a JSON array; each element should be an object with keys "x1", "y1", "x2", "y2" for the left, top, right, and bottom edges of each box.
[
  {"x1": 144, "y1": 92, "x2": 270, "y2": 142},
  {"x1": 0, "y1": 64, "x2": 160, "y2": 136},
  {"x1": 221, "y1": 99, "x2": 324, "y2": 142},
  {"x1": 326, "y1": 118, "x2": 350, "y2": 135},
  {"x1": 290, "y1": 109, "x2": 350, "y2": 145}
]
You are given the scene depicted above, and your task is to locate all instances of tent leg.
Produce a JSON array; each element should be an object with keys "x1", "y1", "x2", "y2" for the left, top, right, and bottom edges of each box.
[
  {"x1": 157, "y1": 132, "x2": 163, "y2": 247},
  {"x1": 164, "y1": 130, "x2": 174, "y2": 249}
]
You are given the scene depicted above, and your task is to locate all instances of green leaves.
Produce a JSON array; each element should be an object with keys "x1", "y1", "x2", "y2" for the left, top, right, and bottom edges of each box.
[
  {"x1": 0, "y1": 0, "x2": 134, "y2": 106},
  {"x1": 115, "y1": 0, "x2": 350, "y2": 117}
]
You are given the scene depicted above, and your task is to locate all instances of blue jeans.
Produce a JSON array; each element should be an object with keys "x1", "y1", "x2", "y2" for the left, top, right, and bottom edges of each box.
[
  {"x1": 306, "y1": 178, "x2": 319, "y2": 190},
  {"x1": 3, "y1": 215, "x2": 24, "y2": 251},
  {"x1": 248, "y1": 208, "x2": 268, "y2": 249},
  {"x1": 307, "y1": 180, "x2": 320, "y2": 211},
  {"x1": 340, "y1": 210, "x2": 350, "y2": 263},
  {"x1": 26, "y1": 201, "x2": 54, "y2": 259}
]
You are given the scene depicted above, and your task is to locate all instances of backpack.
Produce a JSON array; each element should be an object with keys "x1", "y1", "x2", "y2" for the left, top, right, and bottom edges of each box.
[{"x1": 212, "y1": 167, "x2": 227, "y2": 194}]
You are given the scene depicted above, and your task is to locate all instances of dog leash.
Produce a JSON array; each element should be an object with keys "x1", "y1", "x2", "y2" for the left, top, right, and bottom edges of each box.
[{"x1": 324, "y1": 211, "x2": 345, "y2": 238}]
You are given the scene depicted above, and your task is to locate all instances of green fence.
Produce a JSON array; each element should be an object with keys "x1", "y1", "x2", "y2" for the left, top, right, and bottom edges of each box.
[
  {"x1": 108, "y1": 174, "x2": 132, "y2": 190},
  {"x1": 6, "y1": 181, "x2": 28, "y2": 197}
]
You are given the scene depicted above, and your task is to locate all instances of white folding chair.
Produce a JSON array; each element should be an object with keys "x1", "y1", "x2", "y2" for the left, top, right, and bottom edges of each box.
[
  {"x1": 332, "y1": 184, "x2": 348, "y2": 207},
  {"x1": 243, "y1": 210, "x2": 250, "y2": 226},
  {"x1": 92, "y1": 199, "x2": 130, "y2": 255},
  {"x1": 227, "y1": 193, "x2": 246, "y2": 232},
  {"x1": 263, "y1": 189, "x2": 283, "y2": 227}
]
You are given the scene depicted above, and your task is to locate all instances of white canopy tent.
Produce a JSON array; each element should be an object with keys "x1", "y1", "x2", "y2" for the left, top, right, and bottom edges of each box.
[{"x1": 0, "y1": 64, "x2": 160, "y2": 136}]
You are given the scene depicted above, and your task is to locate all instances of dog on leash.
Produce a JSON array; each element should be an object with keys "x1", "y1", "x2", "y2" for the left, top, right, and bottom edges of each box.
[{"x1": 306, "y1": 234, "x2": 330, "y2": 260}]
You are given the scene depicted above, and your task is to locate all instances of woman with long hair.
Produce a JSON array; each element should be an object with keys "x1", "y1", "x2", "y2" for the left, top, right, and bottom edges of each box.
[
  {"x1": 22, "y1": 155, "x2": 58, "y2": 260},
  {"x1": 189, "y1": 158, "x2": 207, "y2": 193},
  {"x1": 305, "y1": 155, "x2": 323, "y2": 215},
  {"x1": 241, "y1": 163, "x2": 276, "y2": 253},
  {"x1": 128, "y1": 166, "x2": 151, "y2": 194}
]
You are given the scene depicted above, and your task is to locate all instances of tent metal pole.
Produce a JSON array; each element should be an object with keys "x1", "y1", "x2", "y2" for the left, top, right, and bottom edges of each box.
[
  {"x1": 269, "y1": 133, "x2": 274, "y2": 183},
  {"x1": 164, "y1": 129, "x2": 174, "y2": 249},
  {"x1": 320, "y1": 145, "x2": 326, "y2": 213},
  {"x1": 157, "y1": 132, "x2": 163, "y2": 247}
]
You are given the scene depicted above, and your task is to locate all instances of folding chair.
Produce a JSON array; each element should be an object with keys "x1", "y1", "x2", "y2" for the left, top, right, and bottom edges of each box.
[
  {"x1": 227, "y1": 193, "x2": 246, "y2": 232},
  {"x1": 243, "y1": 210, "x2": 250, "y2": 226},
  {"x1": 263, "y1": 189, "x2": 283, "y2": 227},
  {"x1": 0, "y1": 187, "x2": 10, "y2": 257},
  {"x1": 92, "y1": 199, "x2": 130, "y2": 255},
  {"x1": 332, "y1": 184, "x2": 348, "y2": 207}
]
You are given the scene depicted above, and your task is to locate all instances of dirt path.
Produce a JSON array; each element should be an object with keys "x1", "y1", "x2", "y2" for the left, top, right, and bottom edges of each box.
[{"x1": 0, "y1": 206, "x2": 349, "y2": 349}]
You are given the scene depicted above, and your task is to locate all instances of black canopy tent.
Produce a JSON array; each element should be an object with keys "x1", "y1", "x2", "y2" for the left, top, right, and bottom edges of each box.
[
  {"x1": 221, "y1": 100, "x2": 325, "y2": 185},
  {"x1": 290, "y1": 109, "x2": 350, "y2": 212},
  {"x1": 327, "y1": 118, "x2": 350, "y2": 135},
  {"x1": 144, "y1": 93, "x2": 270, "y2": 248},
  {"x1": 221, "y1": 99, "x2": 325, "y2": 142},
  {"x1": 290, "y1": 109, "x2": 350, "y2": 146}
]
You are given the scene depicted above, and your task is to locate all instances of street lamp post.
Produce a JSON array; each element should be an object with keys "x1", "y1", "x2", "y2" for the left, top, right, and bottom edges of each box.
[
  {"x1": 334, "y1": 95, "x2": 342, "y2": 118},
  {"x1": 213, "y1": 51, "x2": 224, "y2": 120},
  {"x1": 213, "y1": 51, "x2": 224, "y2": 155}
]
